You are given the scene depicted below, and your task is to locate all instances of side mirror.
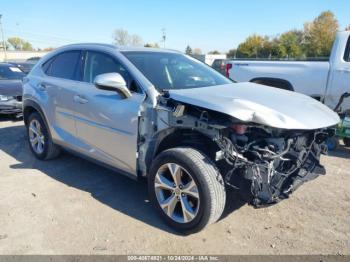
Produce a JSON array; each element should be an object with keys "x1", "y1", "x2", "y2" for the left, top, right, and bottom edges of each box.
[{"x1": 94, "y1": 73, "x2": 132, "y2": 99}]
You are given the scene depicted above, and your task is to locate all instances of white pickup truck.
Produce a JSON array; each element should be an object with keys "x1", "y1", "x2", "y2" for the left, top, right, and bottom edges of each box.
[{"x1": 227, "y1": 31, "x2": 350, "y2": 113}]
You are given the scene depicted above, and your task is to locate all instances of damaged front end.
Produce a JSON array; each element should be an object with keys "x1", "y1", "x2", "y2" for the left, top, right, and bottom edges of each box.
[
  {"x1": 216, "y1": 125, "x2": 333, "y2": 207},
  {"x1": 149, "y1": 95, "x2": 335, "y2": 208}
]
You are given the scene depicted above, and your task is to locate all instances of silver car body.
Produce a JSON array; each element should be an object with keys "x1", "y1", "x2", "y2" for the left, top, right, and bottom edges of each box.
[{"x1": 23, "y1": 44, "x2": 339, "y2": 180}]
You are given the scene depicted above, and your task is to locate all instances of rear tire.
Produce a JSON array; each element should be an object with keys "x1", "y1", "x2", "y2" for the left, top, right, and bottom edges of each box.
[
  {"x1": 148, "y1": 147, "x2": 226, "y2": 234},
  {"x1": 27, "y1": 112, "x2": 61, "y2": 160}
]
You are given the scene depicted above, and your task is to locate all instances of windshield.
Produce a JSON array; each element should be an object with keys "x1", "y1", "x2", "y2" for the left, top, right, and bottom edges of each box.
[
  {"x1": 0, "y1": 65, "x2": 25, "y2": 80},
  {"x1": 122, "y1": 51, "x2": 231, "y2": 91}
]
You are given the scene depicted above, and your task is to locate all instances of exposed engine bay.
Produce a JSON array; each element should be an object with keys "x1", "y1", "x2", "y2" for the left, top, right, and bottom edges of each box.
[
  {"x1": 140, "y1": 95, "x2": 335, "y2": 207},
  {"x1": 216, "y1": 124, "x2": 331, "y2": 207}
]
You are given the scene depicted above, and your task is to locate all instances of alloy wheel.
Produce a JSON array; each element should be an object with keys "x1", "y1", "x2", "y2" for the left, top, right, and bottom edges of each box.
[
  {"x1": 28, "y1": 119, "x2": 45, "y2": 154},
  {"x1": 154, "y1": 163, "x2": 200, "y2": 223}
]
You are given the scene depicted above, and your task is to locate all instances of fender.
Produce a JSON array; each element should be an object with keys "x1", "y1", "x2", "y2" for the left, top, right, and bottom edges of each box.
[{"x1": 23, "y1": 99, "x2": 50, "y2": 128}]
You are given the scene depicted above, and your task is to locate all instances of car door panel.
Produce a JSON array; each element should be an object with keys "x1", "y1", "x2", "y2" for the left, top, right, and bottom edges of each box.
[
  {"x1": 72, "y1": 51, "x2": 144, "y2": 176},
  {"x1": 73, "y1": 82, "x2": 144, "y2": 175}
]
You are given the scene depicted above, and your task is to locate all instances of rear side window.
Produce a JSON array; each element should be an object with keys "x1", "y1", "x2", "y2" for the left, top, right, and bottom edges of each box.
[
  {"x1": 44, "y1": 51, "x2": 81, "y2": 80},
  {"x1": 344, "y1": 36, "x2": 350, "y2": 62}
]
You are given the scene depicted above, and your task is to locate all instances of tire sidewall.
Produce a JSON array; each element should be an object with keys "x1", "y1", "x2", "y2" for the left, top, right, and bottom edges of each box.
[
  {"x1": 149, "y1": 148, "x2": 214, "y2": 233},
  {"x1": 27, "y1": 112, "x2": 50, "y2": 160}
]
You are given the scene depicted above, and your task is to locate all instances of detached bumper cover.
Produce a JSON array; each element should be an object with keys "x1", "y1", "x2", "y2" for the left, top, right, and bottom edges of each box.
[{"x1": 0, "y1": 99, "x2": 22, "y2": 114}]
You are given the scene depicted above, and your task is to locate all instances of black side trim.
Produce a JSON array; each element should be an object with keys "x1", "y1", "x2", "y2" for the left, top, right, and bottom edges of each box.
[{"x1": 344, "y1": 36, "x2": 350, "y2": 62}]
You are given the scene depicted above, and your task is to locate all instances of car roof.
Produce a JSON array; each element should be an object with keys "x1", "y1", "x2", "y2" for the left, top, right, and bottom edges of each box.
[{"x1": 55, "y1": 43, "x2": 181, "y2": 54}]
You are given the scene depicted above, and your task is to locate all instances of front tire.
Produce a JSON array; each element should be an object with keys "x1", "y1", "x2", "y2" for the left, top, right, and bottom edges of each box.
[
  {"x1": 27, "y1": 112, "x2": 61, "y2": 160},
  {"x1": 148, "y1": 147, "x2": 226, "y2": 233}
]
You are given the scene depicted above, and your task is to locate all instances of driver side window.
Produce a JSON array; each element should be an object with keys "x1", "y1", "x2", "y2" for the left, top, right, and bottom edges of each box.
[
  {"x1": 83, "y1": 51, "x2": 129, "y2": 83},
  {"x1": 83, "y1": 51, "x2": 142, "y2": 93}
]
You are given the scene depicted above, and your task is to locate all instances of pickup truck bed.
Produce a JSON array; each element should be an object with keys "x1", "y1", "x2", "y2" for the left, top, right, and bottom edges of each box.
[
  {"x1": 227, "y1": 31, "x2": 350, "y2": 112},
  {"x1": 231, "y1": 61, "x2": 330, "y2": 99}
]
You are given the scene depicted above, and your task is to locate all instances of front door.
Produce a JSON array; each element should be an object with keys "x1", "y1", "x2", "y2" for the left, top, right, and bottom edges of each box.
[{"x1": 73, "y1": 50, "x2": 145, "y2": 175}]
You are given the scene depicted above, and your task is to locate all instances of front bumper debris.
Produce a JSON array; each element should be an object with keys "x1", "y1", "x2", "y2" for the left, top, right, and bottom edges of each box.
[{"x1": 220, "y1": 128, "x2": 332, "y2": 208}]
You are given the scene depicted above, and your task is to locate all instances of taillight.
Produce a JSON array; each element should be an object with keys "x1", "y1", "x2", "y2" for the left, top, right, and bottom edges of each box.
[{"x1": 225, "y1": 63, "x2": 232, "y2": 78}]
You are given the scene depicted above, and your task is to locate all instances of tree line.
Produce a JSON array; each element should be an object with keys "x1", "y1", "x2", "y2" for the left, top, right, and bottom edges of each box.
[
  {"x1": 227, "y1": 11, "x2": 347, "y2": 59},
  {"x1": 0, "y1": 36, "x2": 54, "y2": 51}
]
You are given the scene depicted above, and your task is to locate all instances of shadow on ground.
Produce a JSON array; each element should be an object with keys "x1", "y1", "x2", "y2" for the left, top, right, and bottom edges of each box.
[
  {"x1": 0, "y1": 115, "x2": 23, "y2": 122},
  {"x1": 0, "y1": 122, "x2": 246, "y2": 234},
  {"x1": 328, "y1": 145, "x2": 350, "y2": 159}
]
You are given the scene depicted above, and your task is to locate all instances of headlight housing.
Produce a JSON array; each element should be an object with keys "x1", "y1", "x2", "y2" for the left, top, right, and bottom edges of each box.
[{"x1": 0, "y1": 95, "x2": 15, "y2": 101}]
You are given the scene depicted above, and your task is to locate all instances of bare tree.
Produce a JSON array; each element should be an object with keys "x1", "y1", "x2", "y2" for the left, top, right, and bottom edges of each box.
[
  {"x1": 113, "y1": 29, "x2": 130, "y2": 46},
  {"x1": 113, "y1": 28, "x2": 143, "y2": 46},
  {"x1": 346, "y1": 24, "x2": 350, "y2": 31},
  {"x1": 130, "y1": 34, "x2": 143, "y2": 46}
]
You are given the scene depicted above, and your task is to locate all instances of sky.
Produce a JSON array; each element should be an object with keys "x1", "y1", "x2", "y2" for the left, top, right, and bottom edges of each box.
[{"x1": 1, "y1": 0, "x2": 349, "y2": 53}]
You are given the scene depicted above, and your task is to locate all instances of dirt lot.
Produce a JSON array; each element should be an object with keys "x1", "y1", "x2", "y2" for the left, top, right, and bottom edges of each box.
[{"x1": 0, "y1": 116, "x2": 349, "y2": 255}]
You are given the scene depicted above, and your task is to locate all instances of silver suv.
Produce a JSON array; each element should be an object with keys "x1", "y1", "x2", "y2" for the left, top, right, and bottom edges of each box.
[{"x1": 23, "y1": 44, "x2": 339, "y2": 233}]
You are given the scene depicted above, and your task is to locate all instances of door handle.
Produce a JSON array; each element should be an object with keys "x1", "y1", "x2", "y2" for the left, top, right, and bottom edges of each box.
[{"x1": 74, "y1": 95, "x2": 89, "y2": 104}]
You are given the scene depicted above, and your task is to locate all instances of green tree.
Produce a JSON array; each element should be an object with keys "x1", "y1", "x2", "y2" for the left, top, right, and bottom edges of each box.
[
  {"x1": 208, "y1": 50, "x2": 221, "y2": 54},
  {"x1": 237, "y1": 34, "x2": 265, "y2": 58},
  {"x1": 22, "y1": 41, "x2": 33, "y2": 51},
  {"x1": 185, "y1": 45, "x2": 192, "y2": 55},
  {"x1": 266, "y1": 37, "x2": 285, "y2": 58},
  {"x1": 226, "y1": 49, "x2": 237, "y2": 58},
  {"x1": 303, "y1": 11, "x2": 339, "y2": 57},
  {"x1": 144, "y1": 43, "x2": 160, "y2": 48},
  {"x1": 7, "y1": 37, "x2": 33, "y2": 51},
  {"x1": 278, "y1": 30, "x2": 304, "y2": 58}
]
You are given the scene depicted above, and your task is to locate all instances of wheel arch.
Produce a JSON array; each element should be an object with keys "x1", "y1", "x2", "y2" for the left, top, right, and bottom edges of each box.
[
  {"x1": 144, "y1": 128, "x2": 220, "y2": 174},
  {"x1": 250, "y1": 77, "x2": 294, "y2": 91},
  {"x1": 23, "y1": 99, "x2": 49, "y2": 128}
]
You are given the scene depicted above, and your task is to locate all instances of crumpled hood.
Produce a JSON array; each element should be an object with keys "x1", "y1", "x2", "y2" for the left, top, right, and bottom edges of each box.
[
  {"x1": 168, "y1": 82, "x2": 340, "y2": 130},
  {"x1": 0, "y1": 80, "x2": 23, "y2": 96}
]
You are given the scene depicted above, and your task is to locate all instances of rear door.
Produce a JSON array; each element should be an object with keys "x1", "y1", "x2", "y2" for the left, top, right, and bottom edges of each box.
[
  {"x1": 327, "y1": 35, "x2": 350, "y2": 111},
  {"x1": 40, "y1": 50, "x2": 82, "y2": 144},
  {"x1": 73, "y1": 50, "x2": 145, "y2": 175}
]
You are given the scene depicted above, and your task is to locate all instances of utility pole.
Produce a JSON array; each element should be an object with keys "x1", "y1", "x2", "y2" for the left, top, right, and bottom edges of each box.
[
  {"x1": 0, "y1": 15, "x2": 7, "y2": 61},
  {"x1": 162, "y1": 28, "x2": 166, "y2": 48}
]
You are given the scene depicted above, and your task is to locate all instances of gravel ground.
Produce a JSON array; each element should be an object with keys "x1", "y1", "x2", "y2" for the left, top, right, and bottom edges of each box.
[{"x1": 0, "y1": 117, "x2": 349, "y2": 255}]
